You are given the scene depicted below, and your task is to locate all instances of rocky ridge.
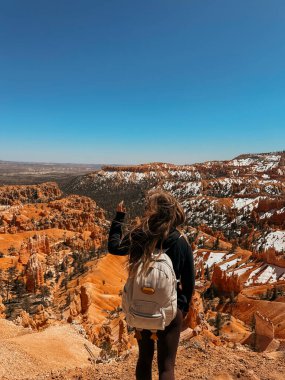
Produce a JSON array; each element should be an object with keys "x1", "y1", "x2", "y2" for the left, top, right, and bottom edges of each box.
[{"x1": 0, "y1": 184, "x2": 108, "y2": 343}]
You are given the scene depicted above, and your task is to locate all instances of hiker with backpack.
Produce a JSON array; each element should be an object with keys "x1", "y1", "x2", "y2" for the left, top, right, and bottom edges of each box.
[{"x1": 108, "y1": 189, "x2": 195, "y2": 380}]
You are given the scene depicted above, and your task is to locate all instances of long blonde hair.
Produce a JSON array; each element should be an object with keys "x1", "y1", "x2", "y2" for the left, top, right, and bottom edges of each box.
[{"x1": 127, "y1": 189, "x2": 185, "y2": 276}]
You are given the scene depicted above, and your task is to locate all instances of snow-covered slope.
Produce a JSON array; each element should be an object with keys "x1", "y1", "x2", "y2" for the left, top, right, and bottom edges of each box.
[{"x1": 64, "y1": 151, "x2": 285, "y2": 253}]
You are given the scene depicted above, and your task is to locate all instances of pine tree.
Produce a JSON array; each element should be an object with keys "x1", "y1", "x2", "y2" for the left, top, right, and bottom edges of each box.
[
  {"x1": 214, "y1": 312, "x2": 222, "y2": 336},
  {"x1": 0, "y1": 269, "x2": 4, "y2": 297},
  {"x1": 230, "y1": 291, "x2": 235, "y2": 304},
  {"x1": 22, "y1": 296, "x2": 31, "y2": 313},
  {"x1": 266, "y1": 288, "x2": 272, "y2": 300},
  {"x1": 6, "y1": 266, "x2": 18, "y2": 302},
  {"x1": 229, "y1": 240, "x2": 237, "y2": 254},
  {"x1": 213, "y1": 237, "x2": 220, "y2": 250},
  {"x1": 39, "y1": 285, "x2": 51, "y2": 304},
  {"x1": 13, "y1": 278, "x2": 25, "y2": 299},
  {"x1": 250, "y1": 314, "x2": 256, "y2": 332},
  {"x1": 271, "y1": 286, "x2": 278, "y2": 301},
  {"x1": 205, "y1": 265, "x2": 210, "y2": 281}
]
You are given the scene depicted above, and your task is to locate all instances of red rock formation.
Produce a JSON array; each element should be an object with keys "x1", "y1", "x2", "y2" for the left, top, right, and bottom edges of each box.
[
  {"x1": 0, "y1": 182, "x2": 62, "y2": 206},
  {"x1": 118, "y1": 318, "x2": 129, "y2": 353},
  {"x1": 68, "y1": 288, "x2": 82, "y2": 318},
  {"x1": 25, "y1": 250, "x2": 44, "y2": 292},
  {"x1": 187, "y1": 291, "x2": 205, "y2": 329},
  {"x1": 252, "y1": 247, "x2": 285, "y2": 268},
  {"x1": 211, "y1": 265, "x2": 244, "y2": 294},
  {"x1": 1, "y1": 151, "x2": 285, "y2": 359},
  {"x1": 254, "y1": 311, "x2": 276, "y2": 352},
  {"x1": 242, "y1": 311, "x2": 280, "y2": 352},
  {"x1": 80, "y1": 285, "x2": 91, "y2": 314},
  {"x1": 15, "y1": 305, "x2": 51, "y2": 330},
  {"x1": 1, "y1": 194, "x2": 106, "y2": 235}
]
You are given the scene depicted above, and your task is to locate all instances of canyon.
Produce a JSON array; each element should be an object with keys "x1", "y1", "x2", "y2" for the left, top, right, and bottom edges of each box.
[{"x1": 0, "y1": 150, "x2": 285, "y2": 380}]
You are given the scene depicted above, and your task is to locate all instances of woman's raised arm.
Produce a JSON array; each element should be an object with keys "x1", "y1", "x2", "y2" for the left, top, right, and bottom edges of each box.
[{"x1": 108, "y1": 206, "x2": 130, "y2": 256}]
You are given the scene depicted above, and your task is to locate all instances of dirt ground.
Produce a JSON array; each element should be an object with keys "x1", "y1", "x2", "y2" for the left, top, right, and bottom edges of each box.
[{"x1": 2, "y1": 339, "x2": 283, "y2": 380}]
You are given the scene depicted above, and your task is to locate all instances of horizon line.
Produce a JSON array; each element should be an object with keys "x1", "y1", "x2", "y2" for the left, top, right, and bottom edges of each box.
[{"x1": 0, "y1": 149, "x2": 284, "y2": 167}]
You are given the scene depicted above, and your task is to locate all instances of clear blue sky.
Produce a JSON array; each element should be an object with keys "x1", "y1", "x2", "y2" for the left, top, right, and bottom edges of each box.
[{"x1": 0, "y1": 0, "x2": 284, "y2": 164}]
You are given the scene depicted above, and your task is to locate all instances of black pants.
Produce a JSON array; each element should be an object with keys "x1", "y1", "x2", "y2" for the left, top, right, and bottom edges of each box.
[{"x1": 135, "y1": 308, "x2": 183, "y2": 380}]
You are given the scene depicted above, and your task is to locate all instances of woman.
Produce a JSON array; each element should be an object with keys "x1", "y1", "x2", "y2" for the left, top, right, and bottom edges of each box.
[{"x1": 108, "y1": 189, "x2": 195, "y2": 380}]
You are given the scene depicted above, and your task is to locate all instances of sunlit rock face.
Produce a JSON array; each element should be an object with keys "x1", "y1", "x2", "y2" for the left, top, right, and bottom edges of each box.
[
  {"x1": 25, "y1": 250, "x2": 44, "y2": 292},
  {"x1": 0, "y1": 182, "x2": 62, "y2": 206}
]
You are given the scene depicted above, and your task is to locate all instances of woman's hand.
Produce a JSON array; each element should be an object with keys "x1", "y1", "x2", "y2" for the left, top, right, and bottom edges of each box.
[{"x1": 116, "y1": 200, "x2": 126, "y2": 213}]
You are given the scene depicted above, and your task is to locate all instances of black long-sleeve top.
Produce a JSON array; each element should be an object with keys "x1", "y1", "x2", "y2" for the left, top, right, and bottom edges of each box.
[{"x1": 107, "y1": 211, "x2": 196, "y2": 313}]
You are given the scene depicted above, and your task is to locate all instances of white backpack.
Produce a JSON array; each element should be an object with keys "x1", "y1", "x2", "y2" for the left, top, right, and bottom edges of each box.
[{"x1": 122, "y1": 245, "x2": 178, "y2": 338}]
